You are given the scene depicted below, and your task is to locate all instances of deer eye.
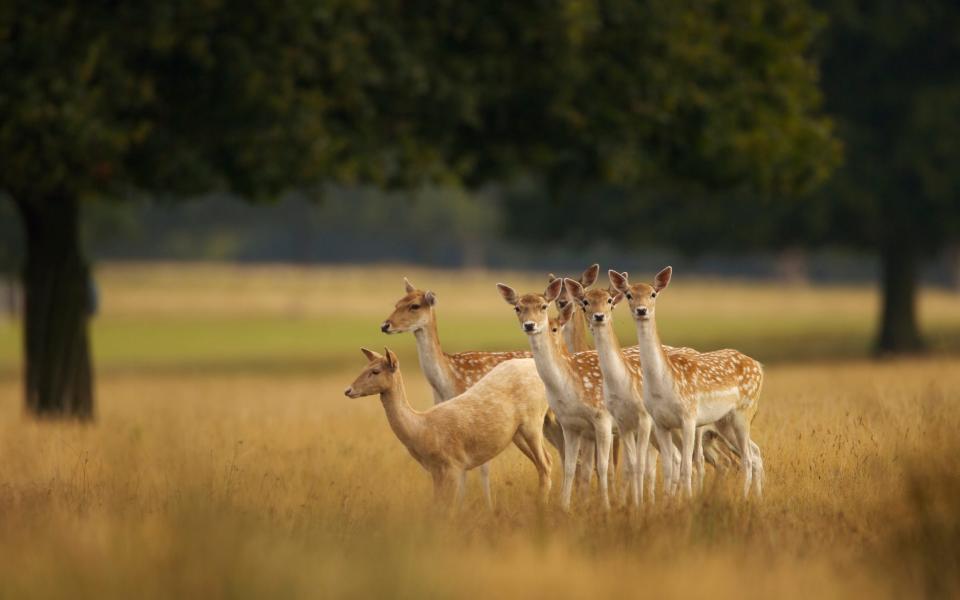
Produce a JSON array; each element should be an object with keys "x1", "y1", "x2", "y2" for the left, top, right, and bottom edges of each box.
[
  {"x1": 371, "y1": 369, "x2": 381, "y2": 375},
  {"x1": 514, "y1": 306, "x2": 520, "y2": 313},
  {"x1": 582, "y1": 300, "x2": 589, "y2": 307},
  {"x1": 651, "y1": 293, "x2": 657, "y2": 298},
  {"x1": 607, "y1": 298, "x2": 612, "y2": 304},
  {"x1": 626, "y1": 293, "x2": 632, "y2": 300},
  {"x1": 410, "y1": 304, "x2": 420, "y2": 310},
  {"x1": 552, "y1": 327, "x2": 558, "y2": 333},
  {"x1": 541, "y1": 304, "x2": 548, "y2": 310}
]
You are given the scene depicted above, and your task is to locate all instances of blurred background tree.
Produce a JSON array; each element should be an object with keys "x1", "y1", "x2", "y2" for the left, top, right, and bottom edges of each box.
[
  {"x1": 813, "y1": 0, "x2": 960, "y2": 353},
  {"x1": 2, "y1": 0, "x2": 838, "y2": 418},
  {"x1": 507, "y1": 0, "x2": 960, "y2": 355},
  {"x1": 1, "y1": 0, "x2": 337, "y2": 418}
]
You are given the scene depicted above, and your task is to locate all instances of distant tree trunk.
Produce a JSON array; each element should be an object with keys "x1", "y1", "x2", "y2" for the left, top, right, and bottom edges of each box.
[
  {"x1": 1, "y1": 276, "x2": 16, "y2": 319},
  {"x1": 15, "y1": 193, "x2": 94, "y2": 419},
  {"x1": 948, "y1": 242, "x2": 960, "y2": 293},
  {"x1": 876, "y1": 242, "x2": 926, "y2": 355}
]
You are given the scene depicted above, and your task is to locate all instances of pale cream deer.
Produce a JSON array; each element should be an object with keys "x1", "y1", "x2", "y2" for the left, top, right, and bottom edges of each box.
[
  {"x1": 610, "y1": 267, "x2": 764, "y2": 498},
  {"x1": 344, "y1": 348, "x2": 552, "y2": 507},
  {"x1": 381, "y1": 278, "x2": 533, "y2": 508}
]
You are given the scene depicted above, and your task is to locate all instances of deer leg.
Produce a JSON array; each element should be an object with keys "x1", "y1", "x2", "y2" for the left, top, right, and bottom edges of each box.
[
  {"x1": 454, "y1": 471, "x2": 466, "y2": 507},
  {"x1": 645, "y1": 443, "x2": 658, "y2": 504},
  {"x1": 750, "y1": 440, "x2": 764, "y2": 498},
  {"x1": 519, "y1": 423, "x2": 553, "y2": 504},
  {"x1": 679, "y1": 417, "x2": 696, "y2": 498},
  {"x1": 619, "y1": 427, "x2": 639, "y2": 508},
  {"x1": 560, "y1": 427, "x2": 583, "y2": 511},
  {"x1": 594, "y1": 417, "x2": 614, "y2": 511},
  {"x1": 477, "y1": 462, "x2": 493, "y2": 510},
  {"x1": 542, "y1": 411, "x2": 565, "y2": 454},
  {"x1": 730, "y1": 413, "x2": 754, "y2": 499},
  {"x1": 433, "y1": 467, "x2": 459, "y2": 511},
  {"x1": 637, "y1": 417, "x2": 652, "y2": 505},
  {"x1": 610, "y1": 432, "x2": 621, "y2": 489},
  {"x1": 653, "y1": 423, "x2": 676, "y2": 499},
  {"x1": 513, "y1": 431, "x2": 538, "y2": 463},
  {"x1": 694, "y1": 427, "x2": 706, "y2": 494},
  {"x1": 575, "y1": 438, "x2": 595, "y2": 499}
]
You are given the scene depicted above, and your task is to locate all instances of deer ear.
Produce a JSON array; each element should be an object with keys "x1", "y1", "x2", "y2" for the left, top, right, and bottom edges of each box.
[
  {"x1": 424, "y1": 290, "x2": 437, "y2": 306},
  {"x1": 558, "y1": 301, "x2": 575, "y2": 325},
  {"x1": 361, "y1": 347, "x2": 381, "y2": 362},
  {"x1": 580, "y1": 264, "x2": 599, "y2": 288},
  {"x1": 496, "y1": 283, "x2": 519, "y2": 305},
  {"x1": 384, "y1": 348, "x2": 399, "y2": 371},
  {"x1": 608, "y1": 270, "x2": 629, "y2": 292},
  {"x1": 563, "y1": 278, "x2": 585, "y2": 300},
  {"x1": 654, "y1": 266, "x2": 673, "y2": 292},
  {"x1": 544, "y1": 278, "x2": 563, "y2": 302},
  {"x1": 611, "y1": 292, "x2": 625, "y2": 306},
  {"x1": 403, "y1": 277, "x2": 416, "y2": 293}
]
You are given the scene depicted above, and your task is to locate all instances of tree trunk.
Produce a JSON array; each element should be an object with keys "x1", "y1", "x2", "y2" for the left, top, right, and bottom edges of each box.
[
  {"x1": 948, "y1": 242, "x2": 960, "y2": 293},
  {"x1": 876, "y1": 242, "x2": 926, "y2": 355},
  {"x1": 15, "y1": 193, "x2": 94, "y2": 419}
]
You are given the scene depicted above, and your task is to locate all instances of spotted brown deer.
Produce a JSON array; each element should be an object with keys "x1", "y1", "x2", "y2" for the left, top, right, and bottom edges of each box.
[
  {"x1": 497, "y1": 278, "x2": 623, "y2": 510},
  {"x1": 548, "y1": 264, "x2": 622, "y2": 494},
  {"x1": 344, "y1": 348, "x2": 552, "y2": 507},
  {"x1": 549, "y1": 264, "x2": 598, "y2": 354},
  {"x1": 563, "y1": 278, "x2": 739, "y2": 502},
  {"x1": 610, "y1": 267, "x2": 764, "y2": 498}
]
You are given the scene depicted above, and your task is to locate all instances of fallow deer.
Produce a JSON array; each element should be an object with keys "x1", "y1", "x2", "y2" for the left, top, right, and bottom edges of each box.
[
  {"x1": 344, "y1": 348, "x2": 552, "y2": 507},
  {"x1": 548, "y1": 264, "x2": 618, "y2": 495},
  {"x1": 610, "y1": 267, "x2": 764, "y2": 498},
  {"x1": 497, "y1": 278, "x2": 621, "y2": 510},
  {"x1": 549, "y1": 264, "x2": 598, "y2": 354}
]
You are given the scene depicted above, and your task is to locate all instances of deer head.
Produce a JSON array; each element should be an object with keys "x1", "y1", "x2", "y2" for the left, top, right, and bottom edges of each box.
[
  {"x1": 552, "y1": 263, "x2": 599, "y2": 311},
  {"x1": 564, "y1": 278, "x2": 623, "y2": 327},
  {"x1": 608, "y1": 267, "x2": 672, "y2": 321},
  {"x1": 496, "y1": 278, "x2": 563, "y2": 335},
  {"x1": 381, "y1": 277, "x2": 438, "y2": 334},
  {"x1": 344, "y1": 347, "x2": 400, "y2": 397}
]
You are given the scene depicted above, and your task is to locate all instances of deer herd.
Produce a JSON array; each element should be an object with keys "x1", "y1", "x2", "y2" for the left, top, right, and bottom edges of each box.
[{"x1": 344, "y1": 265, "x2": 764, "y2": 512}]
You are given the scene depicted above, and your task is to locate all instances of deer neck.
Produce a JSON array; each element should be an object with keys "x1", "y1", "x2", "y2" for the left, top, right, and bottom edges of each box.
[
  {"x1": 591, "y1": 322, "x2": 632, "y2": 392},
  {"x1": 412, "y1": 318, "x2": 458, "y2": 400},
  {"x1": 379, "y1": 372, "x2": 425, "y2": 453},
  {"x1": 635, "y1": 317, "x2": 674, "y2": 398},
  {"x1": 563, "y1": 309, "x2": 591, "y2": 353},
  {"x1": 527, "y1": 328, "x2": 579, "y2": 399}
]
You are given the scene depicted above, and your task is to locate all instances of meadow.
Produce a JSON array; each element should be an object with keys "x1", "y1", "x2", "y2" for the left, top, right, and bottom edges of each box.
[{"x1": 1, "y1": 263, "x2": 959, "y2": 598}]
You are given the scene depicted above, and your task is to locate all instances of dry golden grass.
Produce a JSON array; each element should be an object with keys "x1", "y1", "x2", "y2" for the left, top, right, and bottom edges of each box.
[{"x1": 0, "y1": 264, "x2": 958, "y2": 598}]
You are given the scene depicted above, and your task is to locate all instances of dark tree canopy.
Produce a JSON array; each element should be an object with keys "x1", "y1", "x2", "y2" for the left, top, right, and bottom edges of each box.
[
  {"x1": 1, "y1": 0, "x2": 841, "y2": 417},
  {"x1": 815, "y1": 0, "x2": 960, "y2": 253},
  {"x1": 505, "y1": 0, "x2": 960, "y2": 354}
]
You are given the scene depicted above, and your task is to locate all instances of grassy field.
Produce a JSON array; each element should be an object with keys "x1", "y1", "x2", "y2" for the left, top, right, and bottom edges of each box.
[{"x1": 1, "y1": 263, "x2": 959, "y2": 598}]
